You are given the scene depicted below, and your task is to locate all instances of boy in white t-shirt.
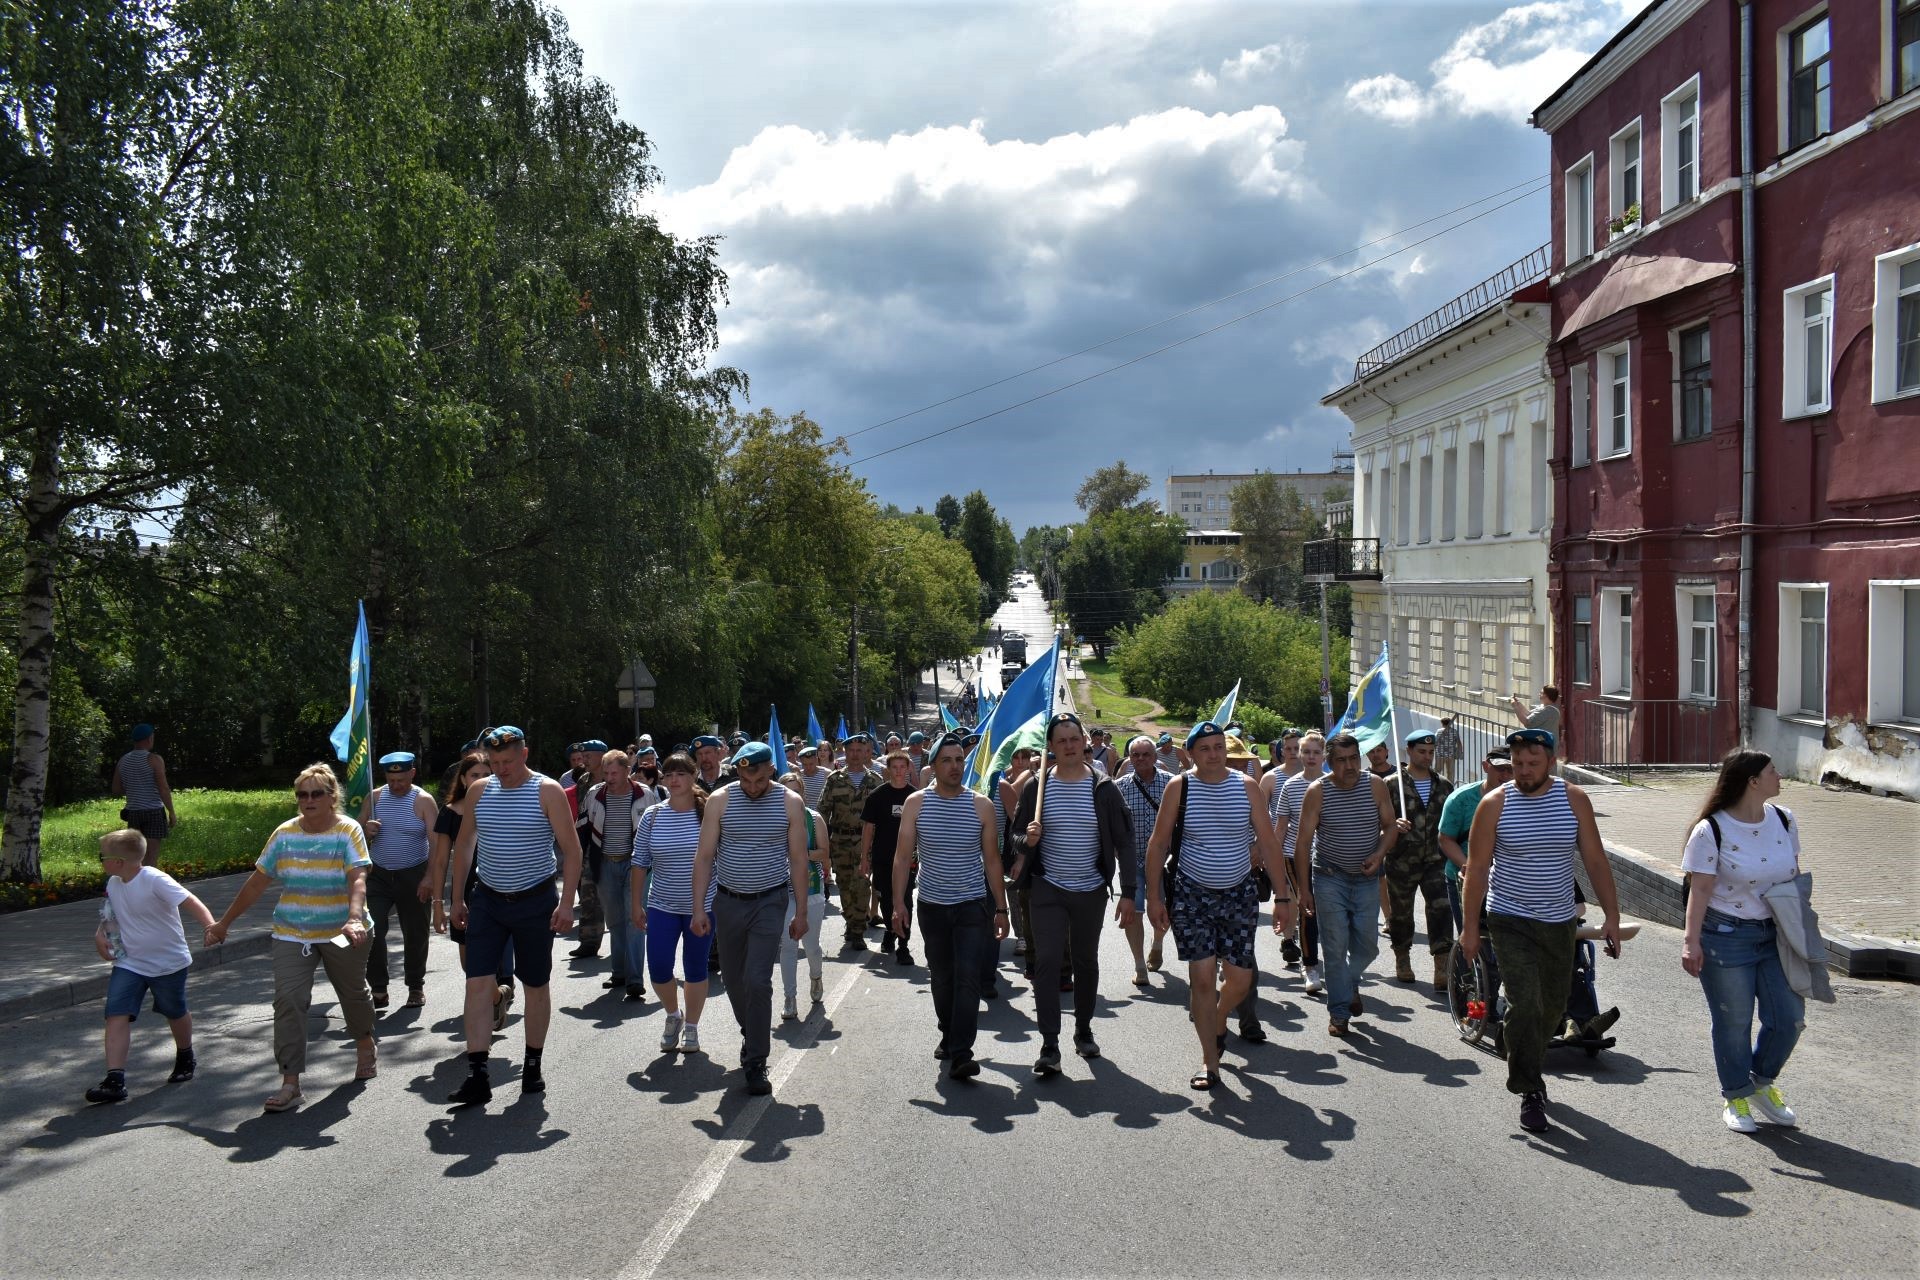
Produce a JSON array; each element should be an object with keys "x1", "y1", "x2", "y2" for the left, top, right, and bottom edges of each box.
[{"x1": 87, "y1": 829, "x2": 215, "y2": 1104}]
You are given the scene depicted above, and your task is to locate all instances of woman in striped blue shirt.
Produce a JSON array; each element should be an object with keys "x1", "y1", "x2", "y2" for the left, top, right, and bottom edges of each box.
[
  {"x1": 1460, "y1": 728, "x2": 1624, "y2": 1135},
  {"x1": 632, "y1": 754, "x2": 715, "y2": 1055}
]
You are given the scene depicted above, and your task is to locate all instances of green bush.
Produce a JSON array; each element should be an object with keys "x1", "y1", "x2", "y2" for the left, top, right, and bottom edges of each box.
[{"x1": 1112, "y1": 591, "x2": 1346, "y2": 728}]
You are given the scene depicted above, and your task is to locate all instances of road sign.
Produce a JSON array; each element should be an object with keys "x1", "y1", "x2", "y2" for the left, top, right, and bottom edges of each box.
[
  {"x1": 616, "y1": 659, "x2": 657, "y2": 691},
  {"x1": 618, "y1": 688, "x2": 656, "y2": 710}
]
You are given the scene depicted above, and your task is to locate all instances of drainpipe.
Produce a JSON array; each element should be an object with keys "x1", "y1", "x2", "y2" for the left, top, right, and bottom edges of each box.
[{"x1": 1737, "y1": 0, "x2": 1757, "y2": 746}]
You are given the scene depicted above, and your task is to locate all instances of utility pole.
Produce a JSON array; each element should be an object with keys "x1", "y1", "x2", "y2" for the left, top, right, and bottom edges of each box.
[
  {"x1": 1319, "y1": 582, "x2": 1334, "y2": 730},
  {"x1": 850, "y1": 601, "x2": 862, "y2": 728}
]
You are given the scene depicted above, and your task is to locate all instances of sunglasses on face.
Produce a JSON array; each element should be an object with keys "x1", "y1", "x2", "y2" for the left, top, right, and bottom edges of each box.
[{"x1": 295, "y1": 789, "x2": 331, "y2": 801}]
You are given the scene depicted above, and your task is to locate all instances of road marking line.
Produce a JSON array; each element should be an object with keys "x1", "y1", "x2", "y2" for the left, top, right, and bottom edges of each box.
[{"x1": 617, "y1": 960, "x2": 866, "y2": 1280}]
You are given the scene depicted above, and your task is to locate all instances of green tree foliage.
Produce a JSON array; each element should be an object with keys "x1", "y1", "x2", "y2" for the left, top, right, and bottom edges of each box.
[
  {"x1": 1112, "y1": 591, "x2": 1347, "y2": 727},
  {"x1": 1074, "y1": 461, "x2": 1154, "y2": 517},
  {"x1": 1230, "y1": 474, "x2": 1317, "y2": 606},
  {"x1": 955, "y1": 490, "x2": 1015, "y2": 620},
  {"x1": 933, "y1": 494, "x2": 961, "y2": 536},
  {"x1": 1058, "y1": 508, "x2": 1185, "y2": 658},
  {"x1": 1020, "y1": 524, "x2": 1073, "y2": 601}
]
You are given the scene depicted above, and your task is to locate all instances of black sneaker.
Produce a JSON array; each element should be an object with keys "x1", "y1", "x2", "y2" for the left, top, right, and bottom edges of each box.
[
  {"x1": 168, "y1": 1053, "x2": 197, "y2": 1083},
  {"x1": 1073, "y1": 1034, "x2": 1101, "y2": 1060},
  {"x1": 933, "y1": 1043, "x2": 950, "y2": 1060},
  {"x1": 982, "y1": 982, "x2": 1000, "y2": 1001},
  {"x1": 624, "y1": 986, "x2": 647, "y2": 1002},
  {"x1": 895, "y1": 949, "x2": 914, "y2": 966},
  {"x1": 521, "y1": 1064, "x2": 545, "y2": 1094},
  {"x1": 601, "y1": 977, "x2": 623, "y2": 989},
  {"x1": 570, "y1": 941, "x2": 601, "y2": 959},
  {"x1": 948, "y1": 1057, "x2": 981, "y2": 1081},
  {"x1": 744, "y1": 1063, "x2": 772, "y2": 1096},
  {"x1": 841, "y1": 936, "x2": 869, "y2": 953},
  {"x1": 1519, "y1": 1091, "x2": 1549, "y2": 1133},
  {"x1": 1032, "y1": 1046, "x2": 1062, "y2": 1077},
  {"x1": 1238, "y1": 1023, "x2": 1268, "y2": 1044},
  {"x1": 448, "y1": 1073, "x2": 493, "y2": 1106},
  {"x1": 85, "y1": 1075, "x2": 128, "y2": 1104},
  {"x1": 1281, "y1": 939, "x2": 1301, "y2": 967}
]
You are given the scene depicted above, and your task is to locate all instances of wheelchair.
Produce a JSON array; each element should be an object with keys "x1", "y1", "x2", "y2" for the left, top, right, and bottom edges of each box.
[{"x1": 1448, "y1": 915, "x2": 1639, "y2": 1059}]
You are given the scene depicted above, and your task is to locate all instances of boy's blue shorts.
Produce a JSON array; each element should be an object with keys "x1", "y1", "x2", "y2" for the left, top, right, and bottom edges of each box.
[{"x1": 105, "y1": 965, "x2": 189, "y2": 1021}]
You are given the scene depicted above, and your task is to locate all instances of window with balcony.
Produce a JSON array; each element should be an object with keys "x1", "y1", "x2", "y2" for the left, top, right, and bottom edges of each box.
[
  {"x1": 1661, "y1": 78, "x2": 1701, "y2": 210},
  {"x1": 1569, "y1": 364, "x2": 1591, "y2": 467},
  {"x1": 1572, "y1": 595, "x2": 1593, "y2": 685},
  {"x1": 1866, "y1": 581, "x2": 1920, "y2": 723},
  {"x1": 1565, "y1": 154, "x2": 1594, "y2": 262},
  {"x1": 1599, "y1": 345, "x2": 1632, "y2": 457},
  {"x1": 1787, "y1": 13, "x2": 1832, "y2": 150},
  {"x1": 1784, "y1": 277, "x2": 1834, "y2": 415},
  {"x1": 1872, "y1": 245, "x2": 1920, "y2": 401},
  {"x1": 1778, "y1": 585, "x2": 1827, "y2": 718},
  {"x1": 1609, "y1": 120, "x2": 1642, "y2": 236},
  {"x1": 1601, "y1": 589, "x2": 1634, "y2": 696},
  {"x1": 1901, "y1": 0, "x2": 1920, "y2": 96},
  {"x1": 1678, "y1": 323, "x2": 1713, "y2": 439},
  {"x1": 1679, "y1": 588, "x2": 1718, "y2": 701}
]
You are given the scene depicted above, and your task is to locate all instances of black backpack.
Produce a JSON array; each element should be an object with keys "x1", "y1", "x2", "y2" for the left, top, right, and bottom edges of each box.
[{"x1": 1682, "y1": 804, "x2": 1791, "y2": 907}]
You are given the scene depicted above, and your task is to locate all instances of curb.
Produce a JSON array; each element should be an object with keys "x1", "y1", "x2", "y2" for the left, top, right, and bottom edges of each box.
[
  {"x1": 0, "y1": 930, "x2": 274, "y2": 1025},
  {"x1": 1580, "y1": 840, "x2": 1920, "y2": 982}
]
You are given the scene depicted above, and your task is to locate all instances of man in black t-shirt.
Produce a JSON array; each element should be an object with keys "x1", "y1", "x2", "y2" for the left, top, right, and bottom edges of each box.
[{"x1": 860, "y1": 751, "x2": 920, "y2": 965}]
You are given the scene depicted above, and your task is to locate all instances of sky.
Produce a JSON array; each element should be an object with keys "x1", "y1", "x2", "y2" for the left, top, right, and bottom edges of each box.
[{"x1": 551, "y1": 0, "x2": 1653, "y2": 532}]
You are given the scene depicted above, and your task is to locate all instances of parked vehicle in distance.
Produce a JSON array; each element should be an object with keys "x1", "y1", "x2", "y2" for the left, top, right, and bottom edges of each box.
[
  {"x1": 1001, "y1": 633, "x2": 1027, "y2": 668},
  {"x1": 1000, "y1": 662, "x2": 1024, "y2": 688}
]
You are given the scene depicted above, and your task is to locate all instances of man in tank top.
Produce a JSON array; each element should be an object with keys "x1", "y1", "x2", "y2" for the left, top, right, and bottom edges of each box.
[
  {"x1": 113, "y1": 724, "x2": 177, "y2": 858},
  {"x1": 1293, "y1": 732, "x2": 1397, "y2": 1037},
  {"x1": 447, "y1": 725, "x2": 583, "y2": 1107},
  {"x1": 359, "y1": 751, "x2": 439, "y2": 1010},
  {"x1": 893, "y1": 733, "x2": 1007, "y2": 1080},
  {"x1": 1460, "y1": 728, "x2": 1624, "y2": 1135},
  {"x1": 690, "y1": 741, "x2": 811, "y2": 1097}
]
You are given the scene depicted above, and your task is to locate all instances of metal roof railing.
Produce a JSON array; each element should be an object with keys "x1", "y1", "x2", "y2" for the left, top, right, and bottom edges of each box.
[{"x1": 1352, "y1": 243, "x2": 1550, "y2": 382}]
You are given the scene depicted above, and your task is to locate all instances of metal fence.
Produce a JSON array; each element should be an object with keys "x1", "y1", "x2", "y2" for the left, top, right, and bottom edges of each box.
[
  {"x1": 1352, "y1": 244, "x2": 1551, "y2": 382},
  {"x1": 1302, "y1": 536, "x2": 1382, "y2": 581},
  {"x1": 1566, "y1": 698, "x2": 1732, "y2": 780}
]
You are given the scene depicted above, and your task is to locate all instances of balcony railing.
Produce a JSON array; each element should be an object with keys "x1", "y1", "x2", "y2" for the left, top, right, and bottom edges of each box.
[
  {"x1": 1566, "y1": 697, "x2": 1734, "y2": 780},
  {"x1": 1351, "y1": 243, "x2": 1550, "y2": 382},
  {"x1": 1303, "y1": 537, "x2": 1383, "y2": 582}
]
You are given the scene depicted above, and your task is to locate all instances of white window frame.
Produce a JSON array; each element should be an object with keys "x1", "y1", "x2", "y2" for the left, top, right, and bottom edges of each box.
[
  {"x1": 1660, "y1": 76, "x2": 1702, "y2": 212},
  {"x1": 1867, "y1": 580, "x2": 1920, "y2": 723},
  {"x1": 1777, "y1": 583, "x2": 1828, "y2": 719},
  {"x1": 1608, "y1": 119, "x2": 1644, "y2": 236},
  {"x1": 1897, "y1": 0, "x2": 1920, "y2": 100},
  {"x1": 1598, "y1": 343, "x2": 1632, "y2": 458},
  {"x1": 1871, "y1": 242, "x2": 1920, "y2": 402},
  {"x1": 1783, "y1": 274, "x2": 1836, "y2": 416},
  {"x1": 1569, "y1": 363, "x2": 1591, "y2": 467},
  {"x1": 1564, "y1": 153, "x2": 1595, "y2": 263},
  {"x1": 1678, "y1": 586, "x2": 1719, "y2": 702},
  {"x1": 1600, "y1": 588, "x2": 1634, "y2": 697}
]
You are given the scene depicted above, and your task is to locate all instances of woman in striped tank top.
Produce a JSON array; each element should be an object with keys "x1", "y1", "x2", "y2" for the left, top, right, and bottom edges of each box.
[
  {"x1": 1460, "y1": 728, "x2": 1624, "y2": 1135},
  {"x1": 1145, "y1": 722, "x2": 1292, "y2": 1091},
  {"x1": 896, "y1": 734, "x2": 1009, "y2": 1080},
  {"x1": 633, "y1": 754, "x2": 716, "y2": 1054}
]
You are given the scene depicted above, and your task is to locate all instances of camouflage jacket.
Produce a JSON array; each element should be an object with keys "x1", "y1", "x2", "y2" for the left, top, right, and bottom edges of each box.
[
  {"x1": 1387, "y1": 770, "x2": 1453, "y2": 860},
  {"x1": 817, "y1": 767, "x2": 879, "y2": 855}
]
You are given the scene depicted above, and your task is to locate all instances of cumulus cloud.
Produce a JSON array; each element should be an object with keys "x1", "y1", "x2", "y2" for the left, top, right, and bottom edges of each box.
[
  {"x1": 1188, "y1": 39, "x2": 1306, "y2": 91},
  {"x1": 1344, "y1": 1, "x2": 1654, "y2": 126}
]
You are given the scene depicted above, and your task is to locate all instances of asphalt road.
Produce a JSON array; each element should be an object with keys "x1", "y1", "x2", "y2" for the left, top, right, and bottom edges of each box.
[{"x1": 1, "y1": 898, "x2": 1915, "y2": 1279}]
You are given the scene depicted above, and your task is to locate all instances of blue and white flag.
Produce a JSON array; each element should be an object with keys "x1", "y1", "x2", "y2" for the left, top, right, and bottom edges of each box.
[
  {"x1": 807, "y1": 704, "x2": 826, "y2": 747},
  {"x1": 1211, "y1": 679, "x2": 1241, "y2": 728},
  {"x1": 966, "y1": 636, "x2": 1062, "y2": 794},
  {"x1": 768, "y1": 705, "x2": 788, "y2": 776},
  {"x1": 1331, "y1": 644, "x2": 1394, "y2": 753}
]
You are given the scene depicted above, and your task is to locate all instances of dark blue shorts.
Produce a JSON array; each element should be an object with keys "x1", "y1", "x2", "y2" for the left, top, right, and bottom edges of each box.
[
  {"x1": 105, "y1": 965, "x2": 189, "y2": 1021},
  {"x1": 465, "y1": 885, "x2": 558, "y2": 988},
  {"x1": 646, "y1": 907, "x2": 715, "y2": 984}
]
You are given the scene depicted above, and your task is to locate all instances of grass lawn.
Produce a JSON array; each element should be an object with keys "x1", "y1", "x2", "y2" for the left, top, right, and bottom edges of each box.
[
  {"x1": 1075, "y1": 658, "x2": 1161, "y2": 725},
  {"x1": 6, "y1": 789, "x2": 291, "y2": 911}
]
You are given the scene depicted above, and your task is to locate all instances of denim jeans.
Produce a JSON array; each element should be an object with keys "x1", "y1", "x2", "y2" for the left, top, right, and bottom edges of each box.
[
  {"x1": 1698, "y1": 909, "x2": 1804, "y2": 1099},
  {"x1": 599, "y1": 859, "x2": 643, "y2": 987},
  {"x1": 1314, "y1": 868, "x2": 1379, "y2": 1023}
]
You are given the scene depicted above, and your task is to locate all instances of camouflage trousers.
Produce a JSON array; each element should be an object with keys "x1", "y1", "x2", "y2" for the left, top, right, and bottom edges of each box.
[
  {"x1": 576, "y1": 874, "x2": 604, "y2": 948},
  {"x1": 1385, "y1": 847, "x2": 1452, "y2": 956},
  {"x1": 829, "y1": 846, "x2": 873, "y2": 938}
]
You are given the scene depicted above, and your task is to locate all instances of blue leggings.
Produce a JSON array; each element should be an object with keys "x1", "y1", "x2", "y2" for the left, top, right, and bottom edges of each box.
[{"x1": 646, "y1": 906, "x2": 715, "y2": 984}]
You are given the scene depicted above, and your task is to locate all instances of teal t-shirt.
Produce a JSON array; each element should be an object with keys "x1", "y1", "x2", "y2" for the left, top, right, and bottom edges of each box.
[{"x1": 1437, "y1": 781, "x2": 1486, "y2": 883}]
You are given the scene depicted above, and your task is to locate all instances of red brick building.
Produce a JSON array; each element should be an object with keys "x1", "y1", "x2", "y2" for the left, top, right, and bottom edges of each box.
[{"x1": 1534, "y1": 0, "x2": 1920, "y2": 794}]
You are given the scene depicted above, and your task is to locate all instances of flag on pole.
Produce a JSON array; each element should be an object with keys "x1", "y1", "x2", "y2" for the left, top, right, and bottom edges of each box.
[
  {"x1": 940, "y1": 704, "x2": 960, "y2": 731},
  {"x1": 1211, "y1": 679, "x2": 1241, "y2": 728},
  {"x1": 807, "y1": 704, "x2": 826, "y2": 747},
  {"x1": 768, "y1": 705, "x2": 788, "y2": 776},
  {"x1": 966, "y1": 636, "x2": 1062, "y2": 793},
  {"x1": 1331, "y1": 643, "x2": 1395, "y2": 753},
  {"x1": 327, "y1": 602, "x2": 375, "y2": 817},
  {"x1": 835, "y1": 713, "x2": 848, "y2": 742}
]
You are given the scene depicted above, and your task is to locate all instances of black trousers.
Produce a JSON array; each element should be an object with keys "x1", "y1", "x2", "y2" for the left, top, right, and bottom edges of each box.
[
  {"x1": 366, "y1": 863, "x2": 430, "y2": 991},
  {"x1": 872, "y1": 860, "x2": 916, "y2": 950},
  {"x1": 1028, "y1": 880, "x2": 1105, "y2": 1045},
  {"x1": 919, "y1": 897, "x2": 993, "y2": 1061}
]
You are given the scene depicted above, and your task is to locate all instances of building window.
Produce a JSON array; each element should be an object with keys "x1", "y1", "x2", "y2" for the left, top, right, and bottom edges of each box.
[
  {"x1": 1570, "y1": 364, "x2": 1591, "y2": 467},
  {"x1": 1599, "y1": 345, "x2": 1632, "y2": 457},
  {"x1": 1901, "y1": 0, "x2": 1920, "y2": 96},
  {"x1": 1783, "y1": 277, "x2": 1834, "y2": 415},
  {"x1": 1430, "y1": 619, "x2": 1449, "y2": 684},
  {"x1": 1661, "y1": 78, "x2": 1701, "y2": 209},
  {"x1": 1601, "y1": 589, "x2": 1634, "y2": 696},
  {"x1": 1872, "y1": 244, "x2": 1920, "y2": 401},
  {"x1": 1441, "y1": 447, "x2": 1458, "y2": 540},
  {"x1": 1395, "y1": 462, "x2": 1411, "y2": 546},
  {"x1": 1404, "y1": 615, "x2": 1422, "y2": 679},
  {"x1": 1609, "y1": 120, "x2": 1642, "y2": 235},
  {"x1": 1788, "y1": 13, "x2": 1832, "y2": 150},
  {"x1": 1565, "y1": 154, "x2": 1594, "y2": 262},
  {"x1": 1678, "y1": 323, "x2": 1713, "y2": 439},
  {"x1": 1680, "y1": 588, "x2": 1717, "y2": 701},
  {"x1": 1778, "y1": 585, "x2": 1827, "y2": 718},
  {"x1": 1466, "y1": 441, "x2": 1486, "y2": 538},
  {"x1": 1572, "y1": 595, "x2": 1593, "y2": 685},
  {"x1": 1417, "y1": 454, "x2": 1433, "y2": 544},
  {"x1": 1495, "y1": 433, "x2": 1515, "y2": 536},
  {"x1": 1866, "y1": 581, "x2": 1920, "y2": 723}
]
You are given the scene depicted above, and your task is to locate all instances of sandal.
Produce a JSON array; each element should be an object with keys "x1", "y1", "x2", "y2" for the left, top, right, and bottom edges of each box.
[
  {"x1": 1147, "y1": 944, "x2": 1163, "y2": 972},
  {"x1": 492, "y1": 984, "x2": 514, "y2": 1032},
  {"x1": 355, "y1": 1046, "x2": 378, "y2": 1080},
  {"x1": 1189, "y1": 1068, "x2": 1218, "y2": 1091},
  {"x1": 263, "y1": 1085, "x2": 304, "y2": 1113}
]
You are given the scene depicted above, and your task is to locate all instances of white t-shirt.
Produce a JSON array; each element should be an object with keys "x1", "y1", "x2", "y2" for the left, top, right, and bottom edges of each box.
[
  {"x1": 1679, "y1": 805, "x2": 1800, "y2": 920},
  {"x1": 102, "y1": 866, "x2": 194, "y2": 977}
]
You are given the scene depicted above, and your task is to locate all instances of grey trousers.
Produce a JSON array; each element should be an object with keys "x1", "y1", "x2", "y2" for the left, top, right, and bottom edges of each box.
[
  {"x1": 271, "y1": 937, "x2": 376, "y2": 1075},
  {"x1": 715, "y1": 884, "x2": 789, "y2": 1068}
]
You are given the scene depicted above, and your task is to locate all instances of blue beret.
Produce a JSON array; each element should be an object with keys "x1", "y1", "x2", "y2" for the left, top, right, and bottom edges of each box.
[
  {"x1": 1156, "y1": 732, "x2": 1173, "y2": 745},
  {"x1": 129, "y1": 722, "x2": 156, "y2": 742},
  {"x1": 1405, "y1": 729, "x2": 1437, "y2": 746},
  {"x1": 691, "y1": 735, "x2": 724, "y2": 751},
  {"x1": 907, "y1": 731, "x2": 927, "y2": 745},
  {"x1": 731, "y1": 741, "x2": 774, "y2": 767},
  {"x1": 378, "y1": 751, "x2": 416, "y2": 767},
  {"x1": 1185, "y1": 721, "x2": 1226, "y2": 750},
  {"x1": 482, "y1": 725, "x2": 526, "y2": 748},
  {"x1": 581, "y1": 739, "x2": 609, "y2": 752},
  {"x1": 844, "y1": 732, "x2": 873, "y2": 745}
]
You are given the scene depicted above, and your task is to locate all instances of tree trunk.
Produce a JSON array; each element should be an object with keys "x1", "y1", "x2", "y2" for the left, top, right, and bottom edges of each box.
[{"x1": 3, "y1": 433, "x2": 64, "y2": 883}]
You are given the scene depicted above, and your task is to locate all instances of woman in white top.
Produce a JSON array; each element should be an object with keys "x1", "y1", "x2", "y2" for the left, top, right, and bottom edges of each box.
[{"x1": 1679, "y1": 749, "x2": 1805, "y2": 1134}]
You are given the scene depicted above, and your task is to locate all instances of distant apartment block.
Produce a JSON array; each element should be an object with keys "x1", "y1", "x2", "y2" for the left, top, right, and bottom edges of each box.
[{"x1": 1165, "y1": 469, "x2": 1349, "y2": 529}]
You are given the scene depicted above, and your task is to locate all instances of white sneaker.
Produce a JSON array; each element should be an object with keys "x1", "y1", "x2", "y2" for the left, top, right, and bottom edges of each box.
[
  {"x1": 660, "y1": 1013, "x2": 683, "y2": 1052},
  {"x1": 1723, "y1": 1096, "x2": 1759, "y2": 1133},
  {"x1": 681, "y1": 1024, "x2": 702, "y2": 1054},
  {"x1": 1304, "y1": 964, "x2": 1325, "y2": 995},
  {"x1": 1748, "y1": 1084, "x2": 1798, "y2": 1127},
  {"x1": 810, "y1": 975, "x2": 824, "y2": 1004}
]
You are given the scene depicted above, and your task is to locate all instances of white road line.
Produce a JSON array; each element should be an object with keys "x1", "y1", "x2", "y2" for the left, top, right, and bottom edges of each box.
[{"x1": 617, "y1": 959, "x2": 867, "y2": 1280}]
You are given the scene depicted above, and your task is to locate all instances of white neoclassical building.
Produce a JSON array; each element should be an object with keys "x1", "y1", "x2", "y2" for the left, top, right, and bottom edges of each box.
[{"x1": 1322, "y1": 247, "x2": 1556, "y2": 748}]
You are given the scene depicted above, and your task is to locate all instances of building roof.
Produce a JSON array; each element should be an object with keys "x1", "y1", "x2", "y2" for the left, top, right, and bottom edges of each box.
[{"x1": 1557, "y1": 253, "x2": 1736, "y2": 340}]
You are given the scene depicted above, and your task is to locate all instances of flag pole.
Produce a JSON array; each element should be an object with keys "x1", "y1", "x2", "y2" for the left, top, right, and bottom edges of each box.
[
  {"x1": 1384, "y1": 593, "x2": 1407, "y2": 817},
  {"x1": 1035, "y1": 636, "x2": 1063, "y2": 826}
]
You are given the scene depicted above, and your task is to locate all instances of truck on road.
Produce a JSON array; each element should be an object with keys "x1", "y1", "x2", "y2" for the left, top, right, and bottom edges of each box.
[{"x1": 1001, "y1": 633, "x2": 1027, "y2": 669}]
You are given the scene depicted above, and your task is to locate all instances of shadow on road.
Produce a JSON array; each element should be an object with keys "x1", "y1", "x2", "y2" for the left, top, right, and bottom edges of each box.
[
  {"x1": 1194, "y1": 1065, "x2": 1357, "y2": 1159},
  {"x1": 1755, "y1": 1128, "x2": 1920, "y2": 1210},
  {"x1": 171, "y1": 1079, "x2": 370, "y2": 1162},
  {"x1": 910, "y1": 1068, "x2": 1042, "y2": 1134},
  {"x1": 559, "y1": 988, "x2": 658, "y2": 1031},
  {"x1": 627, "y1": 1053, "x2": 730, "y2": 1105},
  {"x1": 1336, "y1": 1022, "x2": 1481, "y2": 1087},
  {"x1": 695, "y1": 1098, "x2": 826, "y2": 1162},
  {"x1": 1516, "y1": 1102, "x2": 1752, "y2": 1216},
  {"x1": 423, "y1": 1094, "x2": 569, "y2": 1176}
]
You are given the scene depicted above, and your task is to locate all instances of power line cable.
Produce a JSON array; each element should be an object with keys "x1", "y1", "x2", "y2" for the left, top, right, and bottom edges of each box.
[
  {"x1": 840, "y1": 174, "x2": 1548, "y2": 443},
  {"x1": 848, "y1": 181, "x2": 1548, "y2": 468}
]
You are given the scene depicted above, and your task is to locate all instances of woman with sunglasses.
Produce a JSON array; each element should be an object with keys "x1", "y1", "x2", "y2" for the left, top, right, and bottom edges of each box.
[
  {"x1": 204, "y1": 764, "x2": 378, "y2": 1112},
  {"x1": 632, "y1": 752, "x2": 716, "y2": 1054},
  {"x1": 428, "y1": 752, "x2": 517, "y2": 1029}
]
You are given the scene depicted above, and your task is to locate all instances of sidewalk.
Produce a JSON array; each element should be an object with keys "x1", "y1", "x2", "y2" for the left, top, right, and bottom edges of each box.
[
  {"x1": 0, "y1": 870, "x2": 280, "y2": 1023},
  {"x1": 1579, "y1": 772, "x2": 1919, "y2": 979}
]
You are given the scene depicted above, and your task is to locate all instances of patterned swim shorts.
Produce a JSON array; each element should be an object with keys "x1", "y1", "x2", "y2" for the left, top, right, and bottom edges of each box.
[{"x1": 1170, "y1": 873, "x2": 1259, "y2": 970}]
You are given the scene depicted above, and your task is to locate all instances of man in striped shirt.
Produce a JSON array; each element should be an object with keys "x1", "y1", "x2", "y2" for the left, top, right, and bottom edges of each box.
[
  {"x1": 893, "y1": 733, "x2": 1007, "y2": 1080},
  {"x1": 1294, "y1": 732, "x2": 1397, "y2": 1036},
  {"x1": 1113, "y1": 736, "x2": 1172, "y2": 984},
  {"x1": 1460, "y1": 728, "x2": 1623, "y2": 1134},
  {"x1": 781, "y1": 744, "x2": 830, "y2": 808},
  {"x1": 690, "y1": 742, "x2": 811, "y2": 1096}
]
